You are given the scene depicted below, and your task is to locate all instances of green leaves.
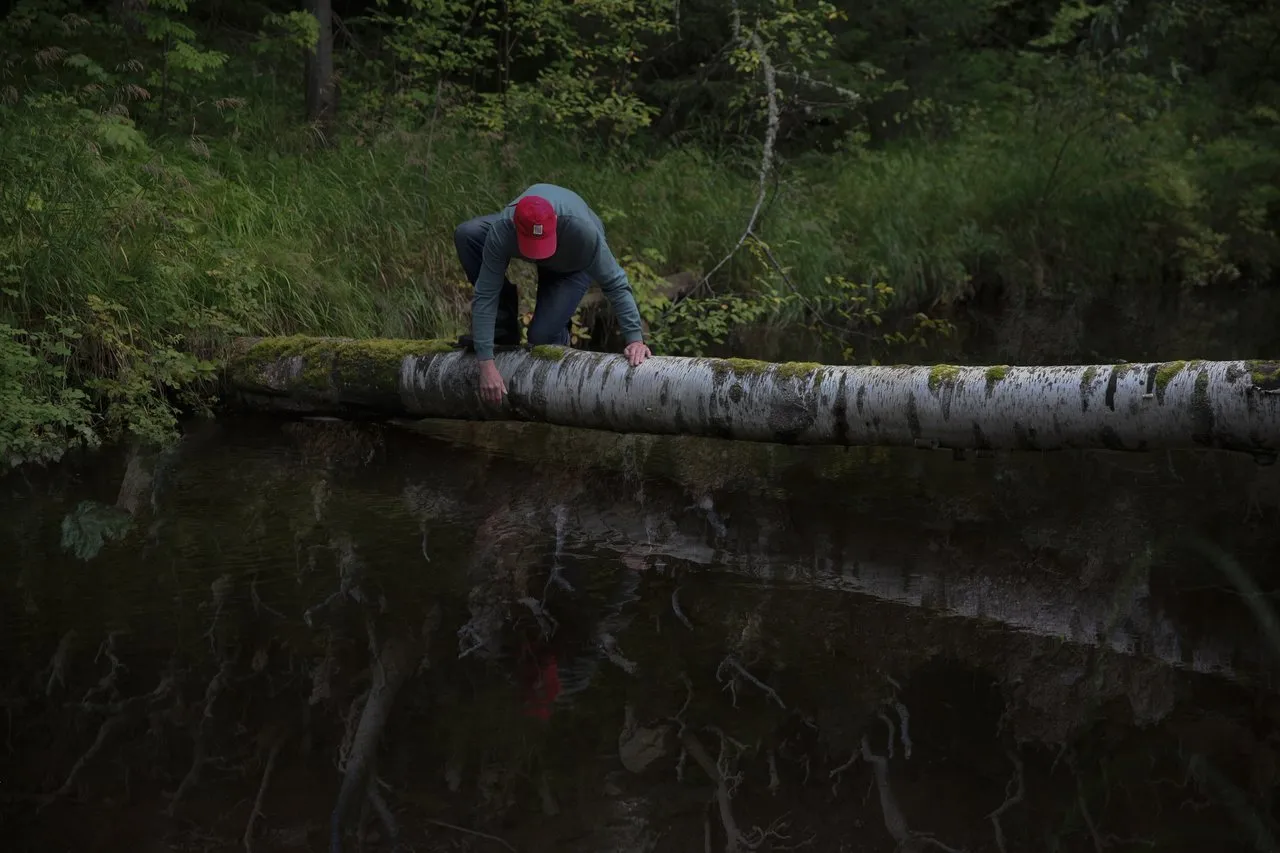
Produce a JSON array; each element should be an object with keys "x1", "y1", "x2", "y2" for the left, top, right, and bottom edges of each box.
[
  {"x1": 371, "y1": 0, "x2": 672, "y2": 137},
  {"x1": 0, "y1": 322, "x2": 98, "y2": 469},
  {"x1": 94, "y1": 115, "x2": 148, "y2": 152},
  {"x1": 60, "y1": 499, "x2": 134, "y2": 560}
]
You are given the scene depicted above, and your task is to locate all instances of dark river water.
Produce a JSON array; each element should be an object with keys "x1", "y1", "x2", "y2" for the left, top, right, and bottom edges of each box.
[{"x1": 2, "y1": 415, "x2": 1279, "y2": 852}]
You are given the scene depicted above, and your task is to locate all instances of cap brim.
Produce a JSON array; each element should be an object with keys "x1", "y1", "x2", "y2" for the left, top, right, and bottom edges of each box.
[{"x1": 518, "y1": 233, "x2": 556, "y2": 260}]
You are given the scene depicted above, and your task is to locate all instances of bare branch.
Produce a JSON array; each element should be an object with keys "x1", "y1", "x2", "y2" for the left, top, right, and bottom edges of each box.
[
  {"x1": 698, "y1": 23, "x2": 781, "y2": 293},
  {"x1": 776, "y1": 69, "x2": 861, "y2": 105}
]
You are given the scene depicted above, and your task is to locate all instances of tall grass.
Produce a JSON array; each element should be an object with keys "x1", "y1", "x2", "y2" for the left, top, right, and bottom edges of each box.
[{"x1": 3, "y1": 28, "x2": 1276, "y2": 465}]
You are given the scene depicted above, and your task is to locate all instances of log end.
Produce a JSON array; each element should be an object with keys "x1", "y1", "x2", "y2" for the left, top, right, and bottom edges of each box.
[
  {"x1": 1247, "y1": 360, "x2": 1280, "y2": 392},
  {"x1": 225, "y1": 335, "x2": 458, "y2": 403}
]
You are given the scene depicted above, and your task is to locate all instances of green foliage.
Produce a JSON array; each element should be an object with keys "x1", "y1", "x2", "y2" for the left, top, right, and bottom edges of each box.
[
  {"x1": 366, "y1": 0, "x2": 672, "y2": 136},
  {"x1": 2, "y1": 0, "x2": 1279, "y2": 466},
  {"x1": 60, "y1": 499, "x2": 134, "y2": 560},
  {"x1": 0, "y1": 322, "x2": 97, "y2": 467}
]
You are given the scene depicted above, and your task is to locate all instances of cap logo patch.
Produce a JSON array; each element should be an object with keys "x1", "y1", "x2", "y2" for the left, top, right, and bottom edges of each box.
[{"x1": 532, "y1": 224, "x2": 543, "y2": 236}]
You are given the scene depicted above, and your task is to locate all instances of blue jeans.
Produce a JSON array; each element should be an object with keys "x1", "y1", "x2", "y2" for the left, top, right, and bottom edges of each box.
[{"x1": 454, "y1": 213, "x2": 592, "y2": 347}]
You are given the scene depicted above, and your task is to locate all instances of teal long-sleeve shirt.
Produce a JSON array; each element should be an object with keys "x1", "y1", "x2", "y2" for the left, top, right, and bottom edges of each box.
[{"x1": 469, "y1": 183, "x2": 645, "y2": 360}]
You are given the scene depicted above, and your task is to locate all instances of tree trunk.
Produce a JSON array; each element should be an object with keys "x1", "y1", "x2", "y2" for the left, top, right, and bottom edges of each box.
[
  {"x1": 222, "y1": 336, "x2": 1280, "y2": 458},
  {"x1": 304, "y1": 0, "x2": 335, "y2": 140}
]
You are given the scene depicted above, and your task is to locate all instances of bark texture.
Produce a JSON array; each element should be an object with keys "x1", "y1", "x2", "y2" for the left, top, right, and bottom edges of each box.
[{"x1": 222, "y1": 336, "x2": 1280, "y2": 456}]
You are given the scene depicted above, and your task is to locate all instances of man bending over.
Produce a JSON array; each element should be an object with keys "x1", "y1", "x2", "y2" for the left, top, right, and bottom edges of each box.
[{"x1": 453, "y1": 183, "x2": 652, "y2": 403}]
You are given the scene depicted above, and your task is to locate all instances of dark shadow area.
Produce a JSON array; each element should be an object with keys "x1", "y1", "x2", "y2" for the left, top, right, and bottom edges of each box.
[{"x1": 2, "y1": 416, "x2": 1278, "y2": 852}]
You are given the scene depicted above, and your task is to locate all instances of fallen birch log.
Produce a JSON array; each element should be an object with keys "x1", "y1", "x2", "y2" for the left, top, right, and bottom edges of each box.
[{"x1": 222, "y1": 336, "x2": 1280, "y2": 457}]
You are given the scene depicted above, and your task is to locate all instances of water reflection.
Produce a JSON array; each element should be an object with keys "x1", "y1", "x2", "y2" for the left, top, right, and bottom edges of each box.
[{"x1": 1, "y1": 415, "x2": 1279, "y2": 852}]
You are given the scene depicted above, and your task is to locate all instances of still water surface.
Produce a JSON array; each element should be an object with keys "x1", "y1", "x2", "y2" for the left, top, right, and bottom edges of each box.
[{"x1": 2, "y1": 415, "x2": 1279, "y2": 852}]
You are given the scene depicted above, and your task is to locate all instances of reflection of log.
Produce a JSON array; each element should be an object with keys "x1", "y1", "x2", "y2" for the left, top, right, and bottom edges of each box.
[
  {"x1": 539, "y1": 491, "x2": 1254, "y2": 684},
  {"x1": 224, "y1": 337, "x2": 1280, "y2": 456}
]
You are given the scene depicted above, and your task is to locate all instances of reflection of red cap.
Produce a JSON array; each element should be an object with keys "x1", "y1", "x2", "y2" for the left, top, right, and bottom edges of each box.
[
  {"x1": 521, "y1": 652, "x2": 561, "y2": 721},
  {"x1": 514, "y1": 196, "x2": 557, "y2": 260}
]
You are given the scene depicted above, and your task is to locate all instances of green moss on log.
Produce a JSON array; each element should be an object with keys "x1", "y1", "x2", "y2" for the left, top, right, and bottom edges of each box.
[
  {"x1": 230, "y1": 335, "x2": 456, "y2": 395},
  {"x1": 776, "y1": 361, "x2": 822, "y2": 381},
  {"x1": 1154, "y1": 360, "x2": 1187, "y2": 393},
  {"x1": 530, "y1": 345, "x2": 569, "y2": 361},
  {"x1": 709, "y1": 358, "x2": 823, "y2": 383},
  {"x1": 718, "y1": 358, "x2": 771, "y2": 376},
  {"x1": 1247, "y1": 360, "x2": 1280, "y2": 390},
  {"x1": 928, "y1": 364, "x2": 961, "y2": 391}
]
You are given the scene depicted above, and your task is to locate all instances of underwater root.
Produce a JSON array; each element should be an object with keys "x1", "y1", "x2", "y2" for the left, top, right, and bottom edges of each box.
[
  {"x1": 683, "y1": 729, "x2": 748, "y2": 853},
  {"x1": 683, "y1": 727, "x2": 798, "y2": 853},
  {"x1": 861, "y1": 735, "x2": 963, "y2": 853},
  {"x1": 986, "y1": 749, "x2": 1025, "y2": 853},
  {"x1": 166, "y1": 660, "x2": 233, "y2": 815},
  {"x1": 425, "y1": 818, "x2": 517, "y2": 852},
  {"x1": 43, "y1": 674, "x2": 174, "y2": 808},
  {"x1": 243, "y1": 734, "x2": 284, "y2": 853},
  {"x1": 716, "y1": 655, "x2": 786, "y2": 710},
  {"x1": 329, "y1": 634, "x2": 417, "y2": 853}
]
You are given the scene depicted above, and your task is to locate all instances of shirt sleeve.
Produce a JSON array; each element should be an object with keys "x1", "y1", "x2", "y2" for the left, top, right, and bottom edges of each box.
[
  {"x1": 584, "y1": 225, "x2": 645, "y2": 345},
  {"x1": 470, "y1": 223, "x2": 514, "y2": 360}
]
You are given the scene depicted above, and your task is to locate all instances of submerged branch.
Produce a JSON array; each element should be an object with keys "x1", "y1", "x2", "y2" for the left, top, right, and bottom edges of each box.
[
  {"x1": 425, "y1": 818, "x2": 516, "y2": 852},
  {"x1": 329, "y1": 634, "x2": 417, "y2": 853},
  {"x1": 45, "y1": 674, "x2": 174, "y2": 806},
  {"x1": 683, "y1": 729, "x2": 747, "y2": 853},
  {"x1": 243, "y1": 735, "x2": 284, "y2": 853},
  {"x1": 987, "y1": 749, "x2": 1025, "y2": 853}
]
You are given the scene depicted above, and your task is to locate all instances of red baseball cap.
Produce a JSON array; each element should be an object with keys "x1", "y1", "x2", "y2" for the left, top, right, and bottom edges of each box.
[{"x1": 513, "y1": 195, "x2": 557, "y2": 260}]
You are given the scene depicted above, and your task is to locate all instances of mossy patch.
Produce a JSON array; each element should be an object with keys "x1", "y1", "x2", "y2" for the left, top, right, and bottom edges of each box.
[
  {"x1": 230, "y1": 335, "x2": 456, "y2": 397},
  {"x1": 529, "y1": 345, "x2": 568, "y2": 361},
  {"x1": 928, "y1": 364, "x2": 961, "y2": 391},
  {"x1": 1246, "y1": 360, "x2": 1280, "y2": 390},
  {"x1": 721, "y1": 357, "x2": 772, "y2": 375},
  {"x1": 1154, "y1": 360, "x2": 1187, "y2": 392},
  {"x1": 983, "y1": 365, "x2": 1008, "y2": 395},
  {"x1": 709, "y1": 357, "x2": 823, "y2": 382},
  {"x1": 776, "y1": 361, "x2": 822, "y2": 381}
]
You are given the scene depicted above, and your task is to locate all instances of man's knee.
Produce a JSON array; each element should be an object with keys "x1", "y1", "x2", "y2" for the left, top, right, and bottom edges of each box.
[
  {"x1": 525, "y1": 324, "x2": 565, "y2": 347},
  {"x1": 524, "y1": 324, "x2": 560, "y2": 343},
  {"x1": 454, "y1": 215, "x2": 493, "y2": 255}
]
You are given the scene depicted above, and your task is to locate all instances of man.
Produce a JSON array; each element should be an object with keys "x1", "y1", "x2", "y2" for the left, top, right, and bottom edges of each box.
[{"x1": 453, "y1": 183, "x2": 652, "y2": 403}]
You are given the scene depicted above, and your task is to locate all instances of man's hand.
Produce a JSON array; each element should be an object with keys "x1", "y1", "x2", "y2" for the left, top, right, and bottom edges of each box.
[
  {"x1": 624, "y1": 340, "x2": 651, "y2": 367},
  {"x1": 478, "y1": 359, "x2": 507, "y2": 404}
]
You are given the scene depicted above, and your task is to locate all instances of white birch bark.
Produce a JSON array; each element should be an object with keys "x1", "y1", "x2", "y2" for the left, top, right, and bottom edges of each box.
[{"x1": 225, "y1": 337, "x2": 1280, "y2": 456}]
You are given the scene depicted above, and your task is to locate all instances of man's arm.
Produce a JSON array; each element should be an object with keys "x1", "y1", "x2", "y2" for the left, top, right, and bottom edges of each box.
[
  {"x1": 471, "y1": 226, "x2": 514, "y2": 361},
  {"x1": 585, "y1": 229, "x2": 645, "y2": 345}
]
